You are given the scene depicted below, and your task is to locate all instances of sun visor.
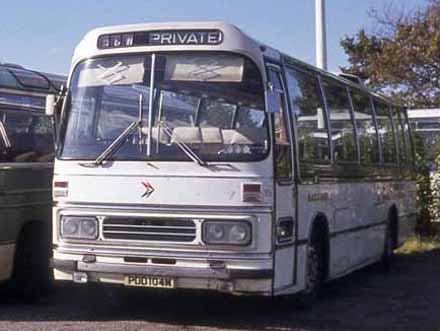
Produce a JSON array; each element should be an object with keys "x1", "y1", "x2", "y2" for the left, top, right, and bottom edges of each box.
[
  {"x1": 78, "y1": 57, "x2": 145, "y2": 87},
  {"x1": 164, "y1": 55, "x2": 244, "y2": 82}
]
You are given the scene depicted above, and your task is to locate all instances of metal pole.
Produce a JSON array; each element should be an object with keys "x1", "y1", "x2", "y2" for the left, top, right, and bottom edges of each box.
[
  {"x1": 147, "y1": 53, "x2": 156, "y2": 157},
  {"x1": 315, "y1": 0, "x2": 328, "y2": 70}
]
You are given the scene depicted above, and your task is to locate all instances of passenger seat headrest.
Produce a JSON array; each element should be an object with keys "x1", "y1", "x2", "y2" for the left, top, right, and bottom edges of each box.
[{"x1": 171, "y1": 127, "x2": 202, "y2": 144}]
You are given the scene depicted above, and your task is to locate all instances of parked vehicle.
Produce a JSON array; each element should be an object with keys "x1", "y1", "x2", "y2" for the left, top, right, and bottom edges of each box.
[
  {"x1": 0, "y1": 62, "x2": 65, "y2": 295},
  {"x1": 48, "y1": 22, "x2": 416, "y2": 302}
]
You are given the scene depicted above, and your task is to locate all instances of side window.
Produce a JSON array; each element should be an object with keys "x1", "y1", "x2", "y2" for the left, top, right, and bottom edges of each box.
[
  {"x1": 268, "y1": 68, "x2": 292, "y2": 182},
  {"x1": 0, "y1": 110, "x2": 54, "y2": 162},
  {"x1": 285, "y1": 67, "x2": 329, "y2": 163},
  {"x1": 393, "y1": 108, "x2": 408, "y2": 165},
  {"x1": 374, "y1": 101, "x2": 397, "y2": 164},
  {"x1": 322, "y1": 78, "x2": 357, "y2": 163},
  {"x1": 399, "y1": 109, "x2": 414, "y2": 166},
  {"x1": 350, "y1": 90, "x2": 379, "y2": 165},
  {"x1": 0, "y1": 68, "x2": 19, "y2": 89}
]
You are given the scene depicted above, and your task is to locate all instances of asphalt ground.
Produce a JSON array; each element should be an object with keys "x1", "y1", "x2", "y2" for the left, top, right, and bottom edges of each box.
[{"x1": 0, "y1": 251, "x2": 439, "y2": 331}]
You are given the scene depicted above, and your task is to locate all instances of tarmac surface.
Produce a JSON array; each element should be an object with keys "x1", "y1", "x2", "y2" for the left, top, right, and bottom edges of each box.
[{"x1": 1, "y1": 251, "x2": 439, "y2": 331}]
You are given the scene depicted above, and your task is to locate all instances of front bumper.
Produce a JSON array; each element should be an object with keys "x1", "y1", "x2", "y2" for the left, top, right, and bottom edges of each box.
[
  {"x1": 51, "y1": 203, "x2": 274, "y2": 295},
  {"x1": 51, "y1": 255, "x2": 274, "y2": 295}
]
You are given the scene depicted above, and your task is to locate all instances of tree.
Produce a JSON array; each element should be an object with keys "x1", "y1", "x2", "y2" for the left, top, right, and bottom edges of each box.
[{"x1": 340, "y1": 0, "x2": 440, "y2": 108}]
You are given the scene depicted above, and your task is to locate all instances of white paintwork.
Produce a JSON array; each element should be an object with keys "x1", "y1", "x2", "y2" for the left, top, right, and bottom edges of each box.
[
  {"x1": 274, "y1": 247, "x2": 295, "y2": 288},
  {"x1": 52, "y1": 21, "x2": 417, "y2": 297},
  {"x1": 408, "y1": 109, "x2": 440, "y2": 119},
  {"x1": 0, "y1": 243, "x2": 15, "y2": 281},
  {"x1": 70, "y1": 22, "x2": 266, "y2": 82}
]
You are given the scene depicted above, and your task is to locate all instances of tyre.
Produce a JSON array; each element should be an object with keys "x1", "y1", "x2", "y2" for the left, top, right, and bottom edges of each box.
[
  {"x1": 297, "y1": 235, "x2": 325, "y2": 307},
  {"x1": 379, "y1": 222, "x2": 394, "y2": 271},
  {"x1": 9, "y1": 224, "x2": 52, "y2": 300}
]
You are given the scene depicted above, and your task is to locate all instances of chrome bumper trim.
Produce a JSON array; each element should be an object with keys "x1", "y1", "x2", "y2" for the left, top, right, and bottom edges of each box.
[
  {"x1": 54, "y1": 246, "x2": 273, "y2": 260},
  {"x1": 54, "y1": 201, "x2": 273, "y2": 214},
  {"x1": 51, "y1": 259, "x2": 273, "y2": 280}
]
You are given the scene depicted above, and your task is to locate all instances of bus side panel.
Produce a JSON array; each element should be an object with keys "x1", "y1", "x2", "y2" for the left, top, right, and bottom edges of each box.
[
  {"x1": 0, "y1": 164, "x2": 52, "y2": 281},
  {"x1": 274, "y1": 246, "x2": 295, "y2": 289},
  {"x1": 297, "y1": 181, "x2": 387, "y2": 281}
]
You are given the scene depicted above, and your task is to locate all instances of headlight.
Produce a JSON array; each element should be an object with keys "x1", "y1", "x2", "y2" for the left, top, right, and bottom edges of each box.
[
  {"x1": 61, "y1": 216, "x2": 99, "y2": 240},
  {"x1": 202, "y1": 221, "x2": 251, "y2": 245}
]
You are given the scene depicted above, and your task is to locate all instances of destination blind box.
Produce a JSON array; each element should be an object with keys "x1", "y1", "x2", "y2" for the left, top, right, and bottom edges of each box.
[{"x1": 98, "y1": 29, "x2": 224, "y2": 49}]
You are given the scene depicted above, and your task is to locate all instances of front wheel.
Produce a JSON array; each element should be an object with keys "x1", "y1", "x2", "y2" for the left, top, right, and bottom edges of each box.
[{"x1": 297, "y1": 238, "x2": 325, "y2": 307}]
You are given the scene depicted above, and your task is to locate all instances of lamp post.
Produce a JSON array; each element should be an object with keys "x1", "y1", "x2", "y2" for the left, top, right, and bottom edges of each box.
[{"x1": 315, "y1": 0, "x2": 328, "y2": 70}]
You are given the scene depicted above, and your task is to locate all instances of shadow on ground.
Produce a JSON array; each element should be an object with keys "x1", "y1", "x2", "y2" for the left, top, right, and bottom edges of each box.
[{"x1": 1, "y1": 250, "x2": 440, "y2": 331}]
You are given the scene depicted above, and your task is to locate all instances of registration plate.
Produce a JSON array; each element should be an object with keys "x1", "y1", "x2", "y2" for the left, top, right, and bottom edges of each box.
[{"x1": 124, "y1": 275, "x2": 175, "y2": 289}]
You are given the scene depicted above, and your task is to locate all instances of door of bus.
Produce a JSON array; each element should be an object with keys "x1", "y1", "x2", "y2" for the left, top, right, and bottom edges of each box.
[{"x1": 266, "y1": 64, "x2": 297, "y2": 292}]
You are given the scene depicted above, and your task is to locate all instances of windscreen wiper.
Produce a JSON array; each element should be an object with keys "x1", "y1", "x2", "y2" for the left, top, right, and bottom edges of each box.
[
  {"x1": 0, "y1": 121, "x2": 11, "y2": 149},
  {"x1": 82, "y1": 92, "x2": 146, "y2": 167},
  {"x1": 160, "y1": 122, "x2": 207, "y2": 167},
  {"x1": 80, "y1": 120, "x2": 141, "y2": 167}
]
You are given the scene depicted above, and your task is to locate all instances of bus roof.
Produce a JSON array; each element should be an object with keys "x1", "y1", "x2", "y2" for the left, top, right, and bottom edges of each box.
[
  {"x1": 73, "y1": 21, "x2": 267, "y2": 69},
  {"x1": 72, "y1": 21, "x2": 401, "y2": 107},
  {"x1": 0, "y1": 62, "x2": 66, "y2": 93}
]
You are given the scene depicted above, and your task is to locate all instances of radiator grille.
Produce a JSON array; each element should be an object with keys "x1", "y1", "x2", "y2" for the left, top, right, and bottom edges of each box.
[{"x1": 102, "y1": 218, "x2": 196, "y2": 243}]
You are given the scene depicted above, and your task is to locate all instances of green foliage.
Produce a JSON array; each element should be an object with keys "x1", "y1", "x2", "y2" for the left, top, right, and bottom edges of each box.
[
  {"x1": 415, "y1": 142, "x2": 433, "y2": 234},
  {"x1": 341, "y1": 1, "x2": 440, "y2": 234},
  {"x1": 430, "y1": 154, "x2": 440, "y2": 221},
  {"x1": 397, "y1": 235, "x2": 440, "y2": 254},
  {"x1": 340, "y1": 0, "x2": 440, "y2": 108}
]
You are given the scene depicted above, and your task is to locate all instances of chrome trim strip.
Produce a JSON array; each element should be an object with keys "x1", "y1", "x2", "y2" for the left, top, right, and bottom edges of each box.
[
  {"x1": 104, "y1": 230, "x2": 195, "y2": 237},
  {"x1": 103, "y1": 224, "x2": 196, "y2": 230},
  {"x1": 55, "y1": 201, "x2": 273, "y2": 214},
  {"x1": 0, "y1": 162, "x2": 53, "y2": 169},
  {"x1": 0, "y1": 87, "x2": 48, "y2": 98},
  {"x1": 54, "y1": 246, "x2": 272, "y2": 260},
  {"x1": 53, "y1": 173, "x2": 269, "y2": 179},
  {"x1": 52, "y1": 259, "x2": 274, "y2": 280}
]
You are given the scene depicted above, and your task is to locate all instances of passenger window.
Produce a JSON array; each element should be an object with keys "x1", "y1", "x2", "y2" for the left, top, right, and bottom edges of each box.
[
  {"x1": 285, "y1": 67, "x2": 329, "y2": 163},
  {"x1": 322, "y1": 78, "x2": 357, "y2": 163},
  {"x1": 269, "y1": 69, "x2": 292, "y2": 182},
  {"x1": 374, "y1": 102, "x2": 397, "y2": 164},
  {"x1": 0, "y1": 110, "x2": 54, "y2": 162},
  {"x1": 398, "y1": 110, "x2": 413, "y2": 166},
  {"x1": 393, "y1": 108, "x2": 408, "y2": 165},
  {"x1": 350, "y1": 90, "x2": 379, "y2": 165}
]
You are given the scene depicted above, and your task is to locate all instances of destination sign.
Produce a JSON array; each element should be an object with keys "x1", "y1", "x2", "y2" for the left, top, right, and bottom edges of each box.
[
  {"x1": 98, "y1": 29, "x2": 223, "y2": 49},
  {"x1": 149, "y1": 30, "x2": 223, "y2": 46}
]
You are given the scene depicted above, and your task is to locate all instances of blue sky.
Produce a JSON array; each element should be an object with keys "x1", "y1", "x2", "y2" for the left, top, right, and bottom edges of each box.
[{"x1": 1, "y1": 0, "x2": 428, "y2": 75}]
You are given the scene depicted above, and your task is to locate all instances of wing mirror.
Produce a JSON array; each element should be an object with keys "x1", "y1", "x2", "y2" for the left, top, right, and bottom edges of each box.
[
  {"x1": 45, "y1": 94, "x2": 56, "y2": 117},
  {"x1": 45, "y1": 85, "x2": 66, "y2": 118}
]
